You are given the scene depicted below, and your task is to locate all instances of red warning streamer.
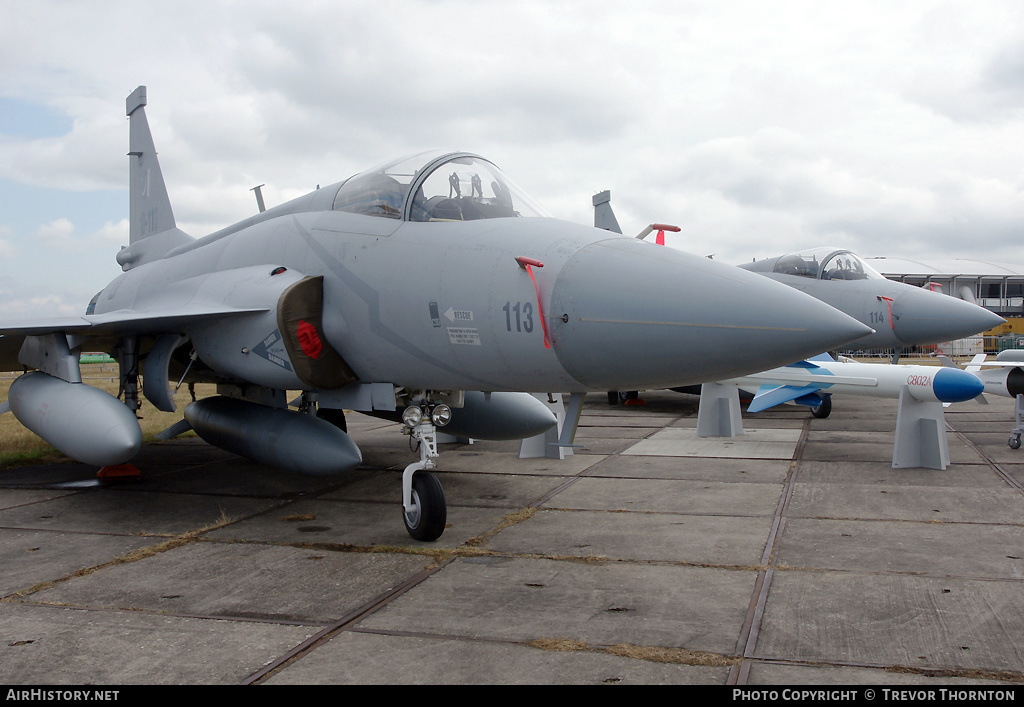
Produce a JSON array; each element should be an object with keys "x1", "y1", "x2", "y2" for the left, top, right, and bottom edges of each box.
[
  {"x1": 516, "y1": 256, "x2": 551, "y2": 349},
  {"x1": 879, "y1": 296, "x2": 895, "y2": 330},
  {"x1": 649, "y1": 223, "x2": 679, "y2": 245}
]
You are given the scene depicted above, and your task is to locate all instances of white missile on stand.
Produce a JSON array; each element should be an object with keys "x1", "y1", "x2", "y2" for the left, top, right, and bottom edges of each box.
[
  {"x1": 963, "y1": 350, "x2": 1024, "y2": 449},
  {"x1": 964, "y1": 350, "x2": 1024, "y2": 399},
  {"x1": 730, "y1": 354, "x2": 985, "y2": 413},
  {"x1": 698, "y1": 353, "x2": 986, "y2": 470}
]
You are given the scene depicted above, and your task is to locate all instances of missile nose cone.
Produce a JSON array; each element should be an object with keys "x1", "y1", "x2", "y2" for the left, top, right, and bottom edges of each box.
[
  {"x1": 892, "y1": 289, "x2": 1004, "y2": 345},
  {"x1": 548, "y1": 239, "x2": 873, "y2": 390},
  {"x1": 932, "y1": 367, "x2": 985, "y2": 403}
]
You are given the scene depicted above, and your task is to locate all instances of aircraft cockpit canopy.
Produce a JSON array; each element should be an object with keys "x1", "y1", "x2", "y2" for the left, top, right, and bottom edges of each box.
[
  {"x1": 772, "y1": 248, "x2": 885, "y2": 281},
  {"x1": 332, "y1": 150, "x2": 550, "y2": 222}
]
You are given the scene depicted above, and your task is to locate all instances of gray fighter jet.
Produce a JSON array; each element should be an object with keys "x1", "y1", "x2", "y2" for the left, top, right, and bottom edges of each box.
[
  {"x1": 594, "y1": 195, "x2": 1004, "y2": 358},
  {"x1": 737, "y1": 247, "x2": 1005, "y2": 355},
  {"x1": 0, "y1": 87, "x2": 872, "y2": 541}
]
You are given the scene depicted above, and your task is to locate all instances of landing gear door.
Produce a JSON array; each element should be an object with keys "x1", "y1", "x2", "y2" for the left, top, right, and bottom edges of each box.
[{"x1": 277, "y1": 276, "x2": 358, "y2": 390}]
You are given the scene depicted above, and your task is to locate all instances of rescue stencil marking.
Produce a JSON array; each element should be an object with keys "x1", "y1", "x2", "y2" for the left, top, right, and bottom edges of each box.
[{"x1": 445, "y1": 307, "x2": 473, "y2": 322}]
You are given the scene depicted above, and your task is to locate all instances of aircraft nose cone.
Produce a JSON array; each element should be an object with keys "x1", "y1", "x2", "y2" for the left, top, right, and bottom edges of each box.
[
  {"x1": 891, "y1": 289, "x2": 1004, "y2": 346},
  {"x1": 547, "y1": 239, "x2": 873, "y2": 390}
]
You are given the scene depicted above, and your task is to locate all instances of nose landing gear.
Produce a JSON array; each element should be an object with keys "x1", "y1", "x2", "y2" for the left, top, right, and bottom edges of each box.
[{"x1": 400, "y1": 403, "x2": 451, "y2": 541}]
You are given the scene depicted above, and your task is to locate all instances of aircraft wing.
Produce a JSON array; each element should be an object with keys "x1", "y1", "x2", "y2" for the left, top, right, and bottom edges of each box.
[
  {"x1": 0, "y1": 306, "x2": 269, "y2": 372},
  {"x1": 0, "y1": 306, "x2": 269, "y2": 337}
]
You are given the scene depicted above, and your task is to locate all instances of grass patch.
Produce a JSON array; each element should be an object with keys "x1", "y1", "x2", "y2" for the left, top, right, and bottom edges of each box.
[
  {"x1": 605, "y1": 643, "x2": 739, "y2": 667},
  {"x1": 0, "y1": 364, "x2": 217, "y2": 469},
  {"x1": 526, "y1": 638, "x2": 740, "y2": 667}
]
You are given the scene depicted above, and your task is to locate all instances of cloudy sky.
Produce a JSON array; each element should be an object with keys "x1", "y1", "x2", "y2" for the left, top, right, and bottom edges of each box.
[{"x1": 1, "y1": 0, "x2": 1022, "y2": 318}]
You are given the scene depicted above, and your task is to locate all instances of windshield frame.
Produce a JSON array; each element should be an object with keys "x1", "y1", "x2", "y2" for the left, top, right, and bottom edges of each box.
[
  {"x1": 331, "y1": 150, "x2": 550, "y2": 222},
  {"x1": 404, "y1": 151, "x2": 550, "y2": 221},
  {"x1": 772, "y1": 247, "x2": 886, "y2": 281}
]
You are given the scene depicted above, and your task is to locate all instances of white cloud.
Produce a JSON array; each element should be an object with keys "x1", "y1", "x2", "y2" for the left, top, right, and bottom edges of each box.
[
  {"x1": 0, "y1": 294, "x2": 82, "y2": 319},
  {"x1": 33, "y1": 217, "x2": 76, "y2": 245},
  {"x1": 0, "y1": 0, "x2": 1019, "y2": 320},
  {"x1": 93, "y1": 219, "x2": 128, "y2": 245}
]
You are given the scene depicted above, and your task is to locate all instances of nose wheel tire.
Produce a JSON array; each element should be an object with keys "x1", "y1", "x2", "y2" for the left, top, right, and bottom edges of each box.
[
  {"x1": 810, "y1": 397, "x2": 832, "y2": 419},
  {"x1": 1010, "y1": 434, "x2": 1021, "y2": 450},
  {"x1": 403, "y1": 471, "x2": 447, "y2": 541}
]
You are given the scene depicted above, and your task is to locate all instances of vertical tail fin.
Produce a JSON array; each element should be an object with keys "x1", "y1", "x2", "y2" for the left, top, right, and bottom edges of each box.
[
  {"x1": 127, "y1": 86, "x2": 176, "y2": 243},
  {"x1": 592, "y1": 190, "x2": 623, "y2": 234},
  {"x1": 117, "y1": 87, "x2": 192, "y2": 270}
]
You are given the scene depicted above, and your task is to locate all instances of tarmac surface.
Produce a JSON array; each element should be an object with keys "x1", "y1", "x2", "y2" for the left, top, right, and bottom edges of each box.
[{"x1": 2, "y1": 389, "x2": 1024, "y2": 685}]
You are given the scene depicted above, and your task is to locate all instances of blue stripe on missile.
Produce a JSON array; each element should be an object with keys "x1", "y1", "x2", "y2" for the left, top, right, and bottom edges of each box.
[
  {"x1": 794, "y1": 392, "x2": 828, "y2": 407},
  {"x1": 932, "y1": 367, "x2": 985, "y2": 403},
  {"x1": 748, "y1": 383, "x2": 825, "y2": 413},
  {"x1": 786, "y1": 360, "x2": 822, "y2": 369},
  {"x1": 785, "y1": 353, "x2": 836, "y2": 371}
]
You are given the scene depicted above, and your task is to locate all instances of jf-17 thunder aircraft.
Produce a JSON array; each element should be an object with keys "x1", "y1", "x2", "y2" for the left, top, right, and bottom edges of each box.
[
  {"x1": 593, "y1": 193, "x2": 1005, "y2": 361},
  {"x1": 735, "y1": 247, "x2": 1004, "y2": 358},
  {"x1": 593, "y1": 193, "x2": 1005, "y2": 411},
  {"x1": 0, "y1": 87, "x2": 874, "y2": 541}
]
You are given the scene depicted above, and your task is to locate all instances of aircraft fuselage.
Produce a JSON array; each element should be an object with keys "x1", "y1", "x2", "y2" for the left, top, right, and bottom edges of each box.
[{"x1": 94, "y1": 206, "x2": 873, "y2": 394}]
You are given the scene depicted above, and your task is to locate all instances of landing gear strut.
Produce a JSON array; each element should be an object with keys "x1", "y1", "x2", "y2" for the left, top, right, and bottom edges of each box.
[
  {"x1": 606, "y1": 390, "x2": 639, "y2": 405},
  {"x1": 400, "y1": 403, "x2": 451, "y2": 541},
  {"x1": 1010, "y1": 394, "x2": 1023, "y2": 451}
]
